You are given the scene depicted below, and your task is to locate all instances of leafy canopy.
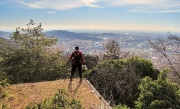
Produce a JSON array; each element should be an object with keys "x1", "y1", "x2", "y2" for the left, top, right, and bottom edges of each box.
[
  {"x1": 135, "y1": 69, "x2": 180, "y2": 109},
  {"x1": 0, "y1": 20, "x2": 67, "y2": 83}
]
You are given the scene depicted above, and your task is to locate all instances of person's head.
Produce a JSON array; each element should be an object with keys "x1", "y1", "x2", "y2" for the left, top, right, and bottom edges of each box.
[{"x1": 75, "y1": 46, "x2": 79, "y2": 50}]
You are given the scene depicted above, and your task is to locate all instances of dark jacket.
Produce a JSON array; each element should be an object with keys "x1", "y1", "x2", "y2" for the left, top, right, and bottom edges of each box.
[{"x1": 69, "y1": 50, "x2": 85, "y2": 65}]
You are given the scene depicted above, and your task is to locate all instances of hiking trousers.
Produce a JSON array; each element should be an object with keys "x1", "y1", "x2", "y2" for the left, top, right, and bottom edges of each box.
[{"x1": 71, "y1": 64, "x2": 82, "y2": 79}]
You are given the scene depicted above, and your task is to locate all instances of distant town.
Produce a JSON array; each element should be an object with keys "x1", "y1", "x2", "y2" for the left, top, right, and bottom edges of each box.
[
  {"x1": 0, "y1": 30, "x2": 180, "y2": 71},
  {"x1": 0, "y1": 30, "x2": 179, "y2": 58},
  {"x1": 45, "y1": 30, "x2": 171, "y2": 55}
]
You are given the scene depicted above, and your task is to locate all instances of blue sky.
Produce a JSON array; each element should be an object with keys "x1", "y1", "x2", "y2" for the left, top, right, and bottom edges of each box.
[{"x1": 0, "y1": 0, "x2": 180, "y2": 32}]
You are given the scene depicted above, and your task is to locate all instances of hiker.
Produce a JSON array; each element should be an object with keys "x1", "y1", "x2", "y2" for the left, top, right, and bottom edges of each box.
[{"x1": 68, "y1": 46, "x2": 85, "y2": 82}]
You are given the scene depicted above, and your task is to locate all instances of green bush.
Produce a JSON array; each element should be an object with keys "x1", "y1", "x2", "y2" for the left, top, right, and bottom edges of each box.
[
  {"x1": 113, "y1": 104, "x2": 130, "y2": 109},
  {"x1": 0, "y1": 79, "x2": 9, "y2": 94},
  {"x1": 84, "y1": 54, "x2": 99, "y2": 69},
  {"x1": 125, "y1": 56, "x2": 159, "y2": 79},
  {"x1": 0, "y1": 20, "x2": 67, "y2": 83},
  {"x1": 1, "y1": 92, "x2": 8, "y2": 99},
  {"x1": 1, "y1": 103, "x2": 9, "y2": 109},
  {"x1": 87, "y1": 57, "x2": 160, "y2": 108},
  {"x1": 26, "y1": 89, "x2": 82, "y2": 109},
  {"x1": 0, "y1": 79, "x2": 9, "y2": 88},
  {"x1": 87, "y1": 59, "x2": 140, "y2": 107},
  {"x1": 0, "y1": 79, "x2": 9, "y2": 102},
  {"x1": 135, "y1": 69, "x2": 180, "y2": 109}
]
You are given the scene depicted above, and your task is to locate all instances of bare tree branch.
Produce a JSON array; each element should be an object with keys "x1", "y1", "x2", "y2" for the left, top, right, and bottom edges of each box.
[{"x1": 148, "y1": 34, "x2": 180, "y2": 80}]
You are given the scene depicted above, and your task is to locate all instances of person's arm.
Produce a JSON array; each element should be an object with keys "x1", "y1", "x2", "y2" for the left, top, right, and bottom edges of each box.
[
  {"x1": 80, "y1": 52, "x2": 85, "y2": 63},
  {"x1": 67, "y1": 53, "x2": 73, "y2": 63}
]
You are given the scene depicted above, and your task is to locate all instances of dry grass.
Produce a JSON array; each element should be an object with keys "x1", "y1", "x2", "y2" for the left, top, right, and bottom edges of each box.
[{"x1": 0, "y1": 78, "x2": 102, "y2": 109}]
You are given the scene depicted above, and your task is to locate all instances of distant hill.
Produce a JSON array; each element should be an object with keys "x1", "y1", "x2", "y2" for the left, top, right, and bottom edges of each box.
[
  {"x1": 0, "y1": 30, "x2": 103, "y2": 41},
  {"x1": 0, "y1": 37, "x2": 6, "y2": 41},
  {"x1": 45, "y1": 30, "x2": 103, "y2": 41},
  {"x1": 0, "y1": 30, "x2": 120, "y2": 41},
  {"x1": 1, "y1": 30, "x2": 155, "y2": 42},
  {"x1": 0, "y1": 31, "x2": 11, "y2": 39}
]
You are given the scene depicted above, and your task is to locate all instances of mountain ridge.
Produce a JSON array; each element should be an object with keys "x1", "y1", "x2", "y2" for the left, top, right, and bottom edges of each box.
[
  {"x1": 0, "y1": 30, "x2": 119, "y2": 41},
  {"x1": 45, "y1": 30, "x2": 103, "y2": 41}
]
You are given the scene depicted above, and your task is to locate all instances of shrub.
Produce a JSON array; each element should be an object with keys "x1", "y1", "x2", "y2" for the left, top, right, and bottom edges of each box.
[
  {"x1": 135, "y1": 69, "x2": 180, "y2": 109},
  {"x1": 113, "y1": 104, "x2": 130, "y2": 109},
  {"x1": 0, "y1": 79, "x2": 9, "y2": 88},
  {"x1": 87, "y1": 59, "x2": 140, "y2": 107},
  {"x1": 26, "y1": 89, "x2": 82, "y2": 109},
  {"x1": 87, "y1": 57, "x2": 160, "y2": 108},
  {"x1": 1, "y1": 92, "x2": 8, "y2": 99},
  {"x1": 125, "y1": 56, "x2": 159, "y2": 79},
  {"x1": 0, "y1": 79, "x2": 9, "y2": 105},
  {"x1": 1, "y1": 103, "x2": 8, "y2": 109},
  {"x1": 84, "y1": 54, "x2": 99, "y2": 69}
]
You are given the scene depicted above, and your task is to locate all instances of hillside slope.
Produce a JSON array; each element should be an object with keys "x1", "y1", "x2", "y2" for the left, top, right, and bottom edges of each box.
[{"x1": 0, "y1": 78, "x2": 111, "y2": 109}]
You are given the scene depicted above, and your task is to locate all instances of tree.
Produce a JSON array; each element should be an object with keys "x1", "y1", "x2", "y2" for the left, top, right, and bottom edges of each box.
[
  {"x1": 84, "y1": 54, "x2": 99, "y2": 69},
  {"x1": 148, "y1": 33, "x2": 180, "y2": 83},
  {"x1": 135, "y1": 69, "x2": 180, "y2": 109},
  {"x1": 87, "y1": 57, "x2": 159, "y2": 108},
  {"x1": 125, "y1": 56, "x2": 159, "y2": 80},
  {"x1": 0, "y1": 20, "x2": 66, "y2": 83},
  {"x1": 88, "y1": 59, "x2": 140, "y2": 107},
  {"x1": 105, "y1": 39, "x2": 120, "y2": 55}
]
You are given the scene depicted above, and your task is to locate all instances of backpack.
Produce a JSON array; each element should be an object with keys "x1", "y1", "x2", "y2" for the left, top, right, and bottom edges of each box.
[{"x1": 72, "y1": 51, "x2": 82, "y2": 64}]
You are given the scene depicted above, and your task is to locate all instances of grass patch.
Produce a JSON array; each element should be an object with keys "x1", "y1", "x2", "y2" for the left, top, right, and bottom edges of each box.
[
  {"x1": 7, "y1": 94, "x2": 17, "y2": 100},
  {"x1": 26, "y1": 89, "x2": 82, "y2": 109},
  {"x1": 1, "y1": 92, "x2": 8, "y2": 98}
]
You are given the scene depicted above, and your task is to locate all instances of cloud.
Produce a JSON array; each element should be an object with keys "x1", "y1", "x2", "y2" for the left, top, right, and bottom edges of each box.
[
  {"x1": 14, "y1": 0, "x2": 180, "y2": 13},
  {"x1": 131, "y1": 9, "x2": 180, "y2": 13},
  {"x1": 107, "y1": 0, "x2": 159, "y2": 5},
  {"x1": 15, "y1": 0, "x2": 100, "y2": 10},
  {"x1": 46, "y1": 11, "x2": 55, "y2": 14},
  {"x1": 106, "y1": 0, "x2": 180, "y2": 13}
]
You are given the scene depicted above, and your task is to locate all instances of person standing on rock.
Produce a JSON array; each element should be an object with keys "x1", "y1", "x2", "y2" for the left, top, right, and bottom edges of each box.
[{"x1": 68, "y1": 46, "x2": 85, "y2": 82}]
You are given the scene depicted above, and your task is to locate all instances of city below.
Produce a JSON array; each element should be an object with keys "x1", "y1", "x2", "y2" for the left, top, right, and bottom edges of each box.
[{"x1": 0, "y1": 30, "x2": 179, "y2": 56}]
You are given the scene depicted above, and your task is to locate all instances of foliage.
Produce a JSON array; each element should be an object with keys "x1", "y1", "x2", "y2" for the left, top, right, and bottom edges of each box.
[
  {"x1": 0, "y1": 79, "x2": 9, "y2": 88},
  {"x1": 113, "y1": 104, "x2": 130, "y2": 109},
  {"x1": 0, "y1": 79, "x2": 9, "y2": 92},
  {"x1": 87, "y1": 59, "x2": 140, "y2": 107},
  {"x1": 105, "y1": 39, "x2": 120, "y2": 55},
  {"x1": 84, "y1": 54, "x2": 99, "y2": 69},
  {"x1": 1, "y1": 91, "x2": 8, "y2": 99},
  {"x1": 87, "y1": 57, "x2": 159, "y2": 108},
  {"x1": 0, "y1": 39, "x2": 10, "y2": 81},
  {"x1": 125, "y1": 56, "x2": 159, "y2": 79},
  {"x1": 26, "y1": 89, "x2": 82, "y2": 109},
  {"x1": 1, "y1": 103, "x2": 9, "y2": 109},
  {"x1": 135, "y1": 69, "x2": 180, "y2": 109},
  {"x1": 0, "y1": 20, "x2": 67, "y2": 83},
  {"x1": 0, "y1": 79, "x2": 9, "y2": 102}
]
